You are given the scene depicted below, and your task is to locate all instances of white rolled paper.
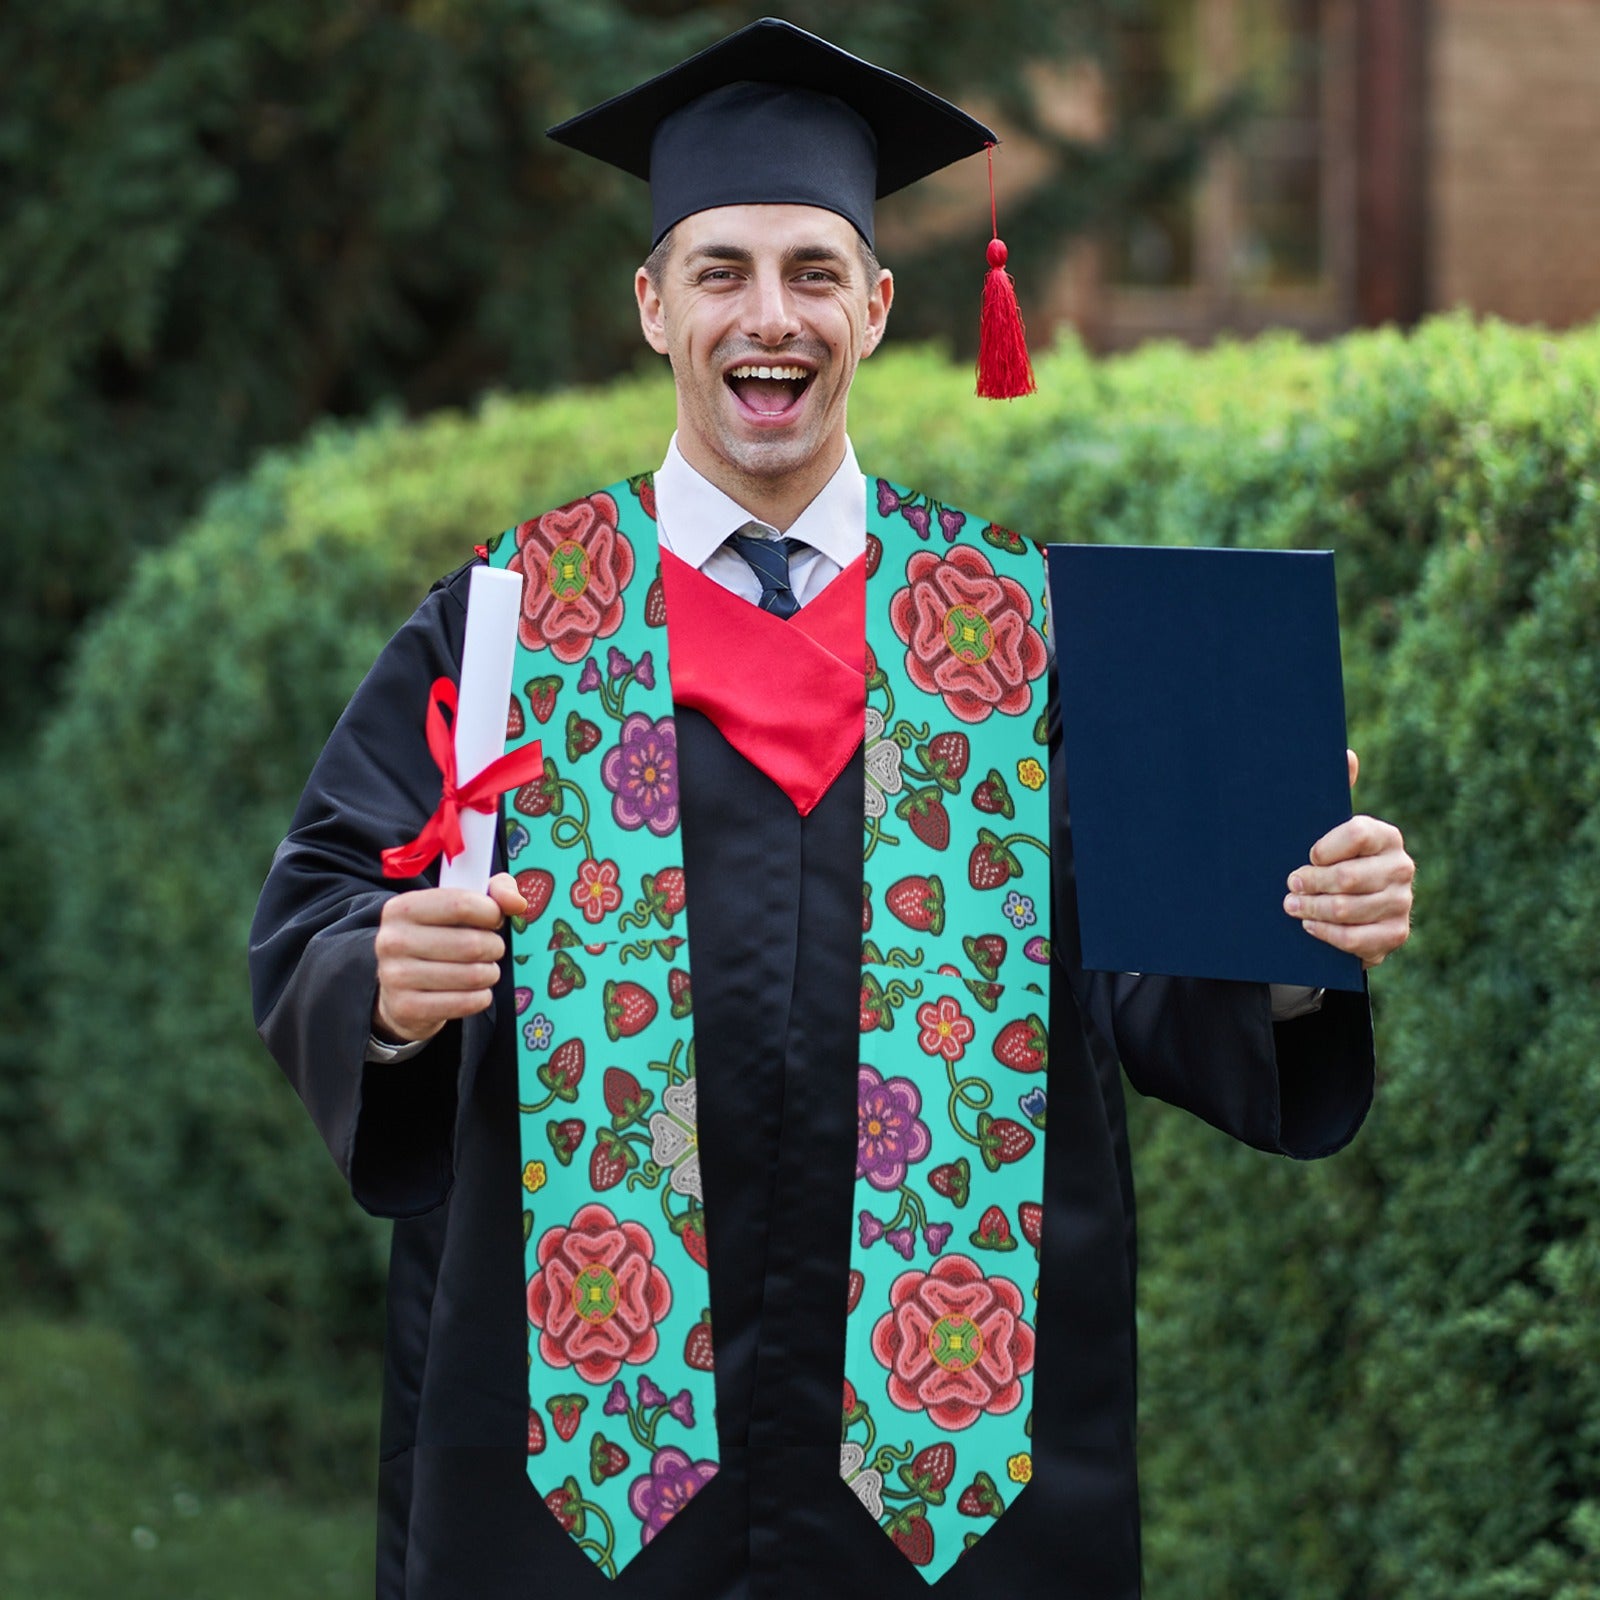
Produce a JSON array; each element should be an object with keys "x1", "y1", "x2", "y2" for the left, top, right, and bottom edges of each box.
[{"x1": 439, "y1": 565, "x2": 525, "y2": 893}]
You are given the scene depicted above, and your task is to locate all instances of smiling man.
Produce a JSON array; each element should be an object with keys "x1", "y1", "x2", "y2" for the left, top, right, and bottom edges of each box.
[{"x1": 250, "y1": 19, "x2": 1413, "y2": 1600}]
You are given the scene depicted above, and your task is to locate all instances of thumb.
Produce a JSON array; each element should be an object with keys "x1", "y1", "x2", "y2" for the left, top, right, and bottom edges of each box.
[
  {"x1": 1347, "y1": 748, "x2": 1360, "y2": 791},
  {"x1": 488, "y1": 870, "x2": 528, "y2": 919}
]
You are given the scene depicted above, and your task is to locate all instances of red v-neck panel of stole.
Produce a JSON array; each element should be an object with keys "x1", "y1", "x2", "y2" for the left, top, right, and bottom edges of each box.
[
  {"x1": 659, "y1": 547, "x2": 866, "y2": 815},
  {"x1": 486, "y1": 479, "x2": 713, "y2": 1579},
  {"x1": 848, "y1": 481, "x2": 1052, "y2": 1583}
]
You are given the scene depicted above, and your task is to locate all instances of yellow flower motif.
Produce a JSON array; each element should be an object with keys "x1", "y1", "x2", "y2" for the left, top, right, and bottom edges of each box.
[
  {"x1": 522, "y1": 1160, "x2": 547, "y2": 1195},
  {"x1": 1007, "y1": 1452, "x2": 1033, "y2": 1484},
  {"x1": 1016, "y1": 758, "x2": 1046, "y2": 792}
]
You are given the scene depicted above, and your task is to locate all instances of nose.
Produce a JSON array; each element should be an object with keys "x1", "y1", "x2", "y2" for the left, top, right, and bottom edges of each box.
[{"x1": 745, "y1": 267, "x2": 801, "y2": 347}]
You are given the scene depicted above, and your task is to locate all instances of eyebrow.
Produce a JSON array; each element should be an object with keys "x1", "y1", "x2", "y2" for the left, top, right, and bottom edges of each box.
[{"x1": 684, "y1": 242, "x2": 854, "y2": 272}]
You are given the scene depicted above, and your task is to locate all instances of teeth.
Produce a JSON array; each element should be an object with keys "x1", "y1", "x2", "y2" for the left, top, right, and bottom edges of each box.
[{"x1": 727, "y1": 365, "x2": 809, "y2": 381}]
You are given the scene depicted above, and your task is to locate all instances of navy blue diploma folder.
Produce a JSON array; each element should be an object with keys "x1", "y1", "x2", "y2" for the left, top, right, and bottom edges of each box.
[{"x1": 1047, "y1": 544, "x2": 1364, "y2": 992}]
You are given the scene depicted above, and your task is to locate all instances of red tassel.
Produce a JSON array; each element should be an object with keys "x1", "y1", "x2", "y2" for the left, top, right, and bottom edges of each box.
[{"x1": 976, "y1": 145, "x2": 1035, "y2": 400}]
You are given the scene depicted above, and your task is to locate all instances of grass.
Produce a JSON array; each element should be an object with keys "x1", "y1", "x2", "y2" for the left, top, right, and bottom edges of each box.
[{"x1": 0, "y1": 1315, "x2": 371, "y2": 1598}]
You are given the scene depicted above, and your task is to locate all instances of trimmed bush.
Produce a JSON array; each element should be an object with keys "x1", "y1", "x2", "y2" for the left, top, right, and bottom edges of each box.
[{"x1": 34, "y1": 318, "x2": 1600, "y2": 1600}]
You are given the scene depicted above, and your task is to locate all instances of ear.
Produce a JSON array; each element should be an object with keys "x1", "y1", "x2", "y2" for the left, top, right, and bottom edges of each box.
[
  {"x1": 861, "y1": 268, "x2": 894, "y2": 358},
  {"x1": 636, "y1": 266, "x2": 670, "y2": 356}
]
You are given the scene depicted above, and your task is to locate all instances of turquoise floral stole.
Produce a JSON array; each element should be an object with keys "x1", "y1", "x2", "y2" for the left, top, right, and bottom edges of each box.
[{"x1": 485, "y1": 474, "x2": 1051, "y2": 1581}]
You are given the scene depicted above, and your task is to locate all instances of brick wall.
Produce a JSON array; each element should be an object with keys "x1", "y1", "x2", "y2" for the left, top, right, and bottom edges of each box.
[{"x1": 1431, "y1": 0, "x2": 1600, "y2": 327}]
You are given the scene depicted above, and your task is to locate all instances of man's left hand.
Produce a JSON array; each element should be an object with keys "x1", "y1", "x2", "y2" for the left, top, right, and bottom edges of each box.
[{"x1": 1284, "y1": 750, "x2": 1415, "y2": 968}]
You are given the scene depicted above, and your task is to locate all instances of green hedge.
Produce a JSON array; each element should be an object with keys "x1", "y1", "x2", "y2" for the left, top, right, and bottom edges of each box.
[{"x1": 34, "y1": 318, "x2": 1600, "y2": 1598}]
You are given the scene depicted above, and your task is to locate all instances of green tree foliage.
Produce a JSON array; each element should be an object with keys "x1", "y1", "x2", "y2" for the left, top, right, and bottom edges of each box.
[{"x1": 36, "y1": 318, "x2": 1600, "y2": 1591}]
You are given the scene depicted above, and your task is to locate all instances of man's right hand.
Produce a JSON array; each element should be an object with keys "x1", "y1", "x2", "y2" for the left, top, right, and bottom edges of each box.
[{"x1": 372, "y1": 872, "x2": 528, "y2": 1045}]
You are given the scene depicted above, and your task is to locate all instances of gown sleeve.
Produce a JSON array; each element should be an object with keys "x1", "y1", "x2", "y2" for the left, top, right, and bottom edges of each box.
[
  {"x1": 248, "y1": 563, "x2": 499, "y2": 1216},
  {"x1": 1045, "y1": 666, "x2": 1375, "y2": 1161}
]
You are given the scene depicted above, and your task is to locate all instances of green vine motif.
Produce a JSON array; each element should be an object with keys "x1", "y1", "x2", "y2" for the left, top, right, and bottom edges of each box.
[
  {"x1": 889, "y1": 715, "x2": 932, "y2": 753},
  {"x1": 945, "y1": 1057, "x2": 995, "y2": 1150},
  {"x1": 546, "y1": 777, "x2": 594, "y2": 859},
  {"x1": 617, "y1": 936, "x2": 686, "y2": 964},
  {"x1": 863, "y1": 812, "x2": 901, "y2": 863},
  {"x1": 943, "y1": 1057, "x2": 1040, "y2": 1174},
  {"x1": 861, "y1": 939, "x2": 926, "y2": 970},
  {"x1": 860, "y1": 970, "x2": 925, "y2": 1032},
  {"x1": 544, "y1": 1476, "x2": 617, "y2": 1579},
  {"x1": 645, "y1": 1038, "x2": 692, "y2": 1088}
]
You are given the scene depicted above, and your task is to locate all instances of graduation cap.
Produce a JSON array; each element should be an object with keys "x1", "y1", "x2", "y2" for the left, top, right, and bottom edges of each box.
[{"x1": 548, "y1": 16, "x2": 1036, "y2": 397}]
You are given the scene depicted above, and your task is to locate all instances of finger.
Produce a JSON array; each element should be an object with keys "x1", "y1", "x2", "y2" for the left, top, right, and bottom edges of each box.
[
  {"x1": 488, "y1": 872, "x2": 529, "y2": 918},
  {"x1": 1284, "y1": 882, "x2": 1413, "y2": 927},
  {"x1": 375, "y1": 923, "x2": 506, "y2": 965},
  {"x1": 1302, "y1": 915, "x2": 1410, "y2": 966},
  {"x1": 379, "y1": 956, "x2": 505, "y2": 994},
  {"x1": 382, "y1": 887, "x2": 510, "y2": 930},
  {"x1": 1347, "y1": 748, "x2": 1359, "y2": 790},
  {"x1": 375, "y1": 985, "x2": 494, "y2": 1043},
  {"x1": 1307, "y1": 814, "x2": 1405, "y2": 869},
  {"x1": 1288, "y1": 849, "x2": 1415, "y2": 899}
]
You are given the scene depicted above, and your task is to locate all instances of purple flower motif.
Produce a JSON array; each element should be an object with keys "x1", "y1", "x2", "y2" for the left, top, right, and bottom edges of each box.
[
  {"x1": 876, "y1": 478, "x2": 901, "y2": 517},
  {"x1": 1023, "y1": 936, "x2": 1050, "y2": 964},
  {"x1": 637, "y1": 1375, "x2": 667, "y2": 1410},
  {"x1": 577, "y1": 657, "x2": 603, "y2": 694},
  {"x1": 667, "y1": 1390, "x2": 695, "y2": 1428},
  {"x1": 600, "y1": 712, "x2": 679, "y2": 836},
  {"x1": 886, "y1": 1227, "x2": 916, "y2": 1260},
  {"x1": 514, "y1": 986, "x2": 534, "y2": 1016},
  {"x1": 607, "y1": 645, "x2": 633, "y2": 680},
  {"x1": 937, "y1": 506, "x2": 967, "y2": 542},
  {"x1": 901, "y1": 502, "x2": 932, "y2": 540},
  {"x1": 628, "y1": 1447, "x2": 718, "y2": 1544},
  {"x1": 856, "y1": 1066, "x2": 933, "y2": 1191},
  {"x1": 859, "y1": 1210, "x2": 886, "y2": 1248},
  {"x1": 923, "y1": 1221, "x2": 954, "y2": 1255},
  {"x1": 633, "y1": 650, "x2": 656, "y2": 691},
  {"x1": 603, "y1": 1379, "x2": 629, "y2": 1416}
]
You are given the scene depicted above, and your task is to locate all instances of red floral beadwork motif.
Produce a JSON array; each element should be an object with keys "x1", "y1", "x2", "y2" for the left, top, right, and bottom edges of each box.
[
  {"x1": 527, "y1": 1202, "x2": 673, "y2": 1384},
  {"x1": 509, "y1": 492, "x2": 636, "y2": 664},
  {"x1": 870, "y1": 1254, "x2": 1035, "y2": 1430},
  {"x1": 888, "y1": 545, "x2": 1047, "y2": 724}
]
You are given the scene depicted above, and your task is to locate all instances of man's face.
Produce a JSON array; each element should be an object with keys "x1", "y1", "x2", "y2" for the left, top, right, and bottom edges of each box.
[{"x1": 635, "y1": 204, "x2": 893, "y2": 496}]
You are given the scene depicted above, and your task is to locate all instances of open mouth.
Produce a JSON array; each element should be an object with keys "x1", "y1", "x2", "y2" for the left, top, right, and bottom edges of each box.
[{"x1": 725, "y1": 363, "x2": 813, "y2": 418}]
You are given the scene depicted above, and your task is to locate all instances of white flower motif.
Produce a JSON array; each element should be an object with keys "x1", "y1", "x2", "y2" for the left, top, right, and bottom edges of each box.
[
  {"x1": 840, "y1": 1442, "x2": 885, "y2": 1518},
  {"x1": 863, "y1": 707, "x2": 904, "y2": 820},
  {"x1": 648, "y1": 1080, "x2": 702, "y2": 1201}
]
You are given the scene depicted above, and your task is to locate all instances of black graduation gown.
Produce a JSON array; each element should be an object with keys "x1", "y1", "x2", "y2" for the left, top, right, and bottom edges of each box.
[{"x1": 250, "y1": 558, "x2": 1374, "y2": 1600}]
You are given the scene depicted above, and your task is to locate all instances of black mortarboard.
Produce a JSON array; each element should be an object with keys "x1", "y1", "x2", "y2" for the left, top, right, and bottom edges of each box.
[{"x1": 546, "y1": 17, "x2": 998, "y2": 249}]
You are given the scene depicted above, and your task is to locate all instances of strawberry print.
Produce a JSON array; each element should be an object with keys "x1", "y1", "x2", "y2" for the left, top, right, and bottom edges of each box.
[
  {"x1": 904, "y1": 1441, "x2": 956, "y2": 1501},
  {"x1": 565, "y1": 710, "x2": 602, "y2": 761},
  {"x1": 865, "y1": 531, "x2": 883, "y2": 578},
  {"x1": 971, "y1": 1204, "x2": 1017, "y2": 1251},
  {"x1": 538, "y1": 1040, "x2": 585, "y2": 1100},
  {"x1": 516, "y1": 868, "x2": 555, "y2": 922},
  {"x1": 976, "y1": 1112, "x2": 1035, "y2": 1172},
  {"x1": 922, "y1": 731, "x2": 970, "y2": 788},
  {"x1": 589, "y1": 1434, "x2": 630, "y2": 1486},
  {"x1": 993, "y1": 1015, "x2": 1047, "y2": 1073},
  {"x1": 1019, "y1": 1202, "x2": 1044, "y2": 1250},
  {"x1": 507, "y1": 695, "x2": 526, "y2": 739},
  {"x1": 528, "y1": 1409, "x2": 547, "y2": 1455},
  {"x1": 963, "y1": 932, "x2": 1007, "y2": 980},
  {"x1": 547, "y1": 950, "x2": 584, "y2": 999},
  {"x1": 928, "y1": 1158, "x2": 971, "y2": 1207},
  {"x1": 526, "y1": 675, "x2": 561, "y2": 724},
  {"x1": 684, "y1": 1310, "x2": 715, "y2": 1372},
  {"x1": 589, "y1": 1128, "x2": 637, "y2": 1191},
  {"x1": 972, "y1": 767, "x2": 1015, "y2": 818},
  {"x1": 677, "y1": 1209, "x2": 709, "y2": 1269},
  {"x1": 603, "y1": 1067, "x2": 653, "y2": 1127},
  {"x1": 885, "y1": 874, "x2": 945, "y2": 935},
  {"x1": 546, "y1": 1118, "x2": 585, "y2": 1166},
  {"x1": 667, "y1": 967, "x2": 692, "y2": 1019},
  {"x1": 890, "y1": 1507, "x2": 935, "y2": 1567},
  {"x1": 895, "y1": 789, "x2": 951, "y2": 851},
  {"x1": 644, "y1": 573, "x2": 667, "y2": 627},
  {"x1": 546, "y1": 1393, "x2": 588, "y2": 1443},
  {"x1": 957, "y1": 1472, "x2": 1005, "y2": 1519},
  {"x1": 846, "y1": 1269, "x2": 865, "y2": 1313},
  {"x1": 969, "y1": 828, "x2": 1023, "y2": 891},
  {"x1": 603, "y1": 979, "x2": 657, "y2": 1041},
  {"x1": 862, "y1": 883, "x2": 873, "y2": 931}
]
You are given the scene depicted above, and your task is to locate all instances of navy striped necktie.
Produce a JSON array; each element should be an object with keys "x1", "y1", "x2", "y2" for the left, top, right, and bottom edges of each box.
[{"x1": 726, "y1": 526, "x2": 805, "y2": 619}]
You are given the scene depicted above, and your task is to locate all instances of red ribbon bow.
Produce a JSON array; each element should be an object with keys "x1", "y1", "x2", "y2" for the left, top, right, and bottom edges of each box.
[{"x1": 381, "y1": 677, "x2": 544, "y2": 879}]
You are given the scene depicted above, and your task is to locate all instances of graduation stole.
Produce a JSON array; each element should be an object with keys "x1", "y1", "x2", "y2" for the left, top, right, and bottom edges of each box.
[{"x1": 486, "y1": 474, "x2": 1051, "y2": 1583}]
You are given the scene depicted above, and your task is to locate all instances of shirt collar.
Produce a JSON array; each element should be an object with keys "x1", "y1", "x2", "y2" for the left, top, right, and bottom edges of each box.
[{"x1": 654, "y1": 434, "x2": 866, "y2": 570}]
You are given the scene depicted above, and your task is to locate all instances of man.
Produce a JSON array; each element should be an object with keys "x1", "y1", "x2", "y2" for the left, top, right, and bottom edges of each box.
[{"x1": 250, "y1": 20, "x2": 1413, "y2": 1600}]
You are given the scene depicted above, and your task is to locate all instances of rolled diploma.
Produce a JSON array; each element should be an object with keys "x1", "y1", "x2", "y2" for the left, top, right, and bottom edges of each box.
[{"x1": 439, "y1": 565, "x2": 525, "y2": 893}]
